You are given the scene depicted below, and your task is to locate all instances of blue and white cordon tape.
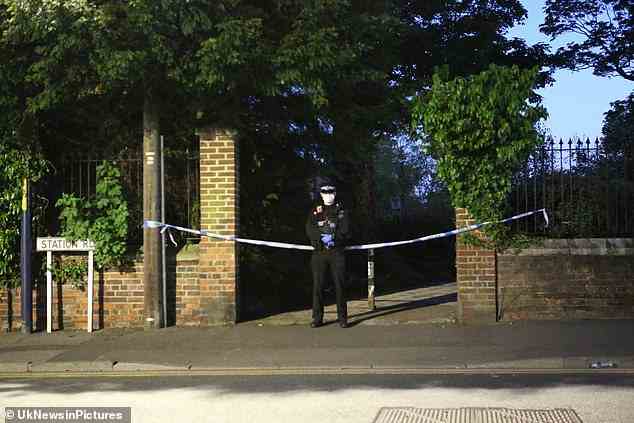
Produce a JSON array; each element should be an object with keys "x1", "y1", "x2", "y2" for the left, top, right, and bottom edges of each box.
[{"x1": 144, "y1": 208, "x2": 548, "y2": 251}]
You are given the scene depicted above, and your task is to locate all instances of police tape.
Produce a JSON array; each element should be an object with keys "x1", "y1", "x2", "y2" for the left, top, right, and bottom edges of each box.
[
  {"x1": 144, "y1": 220, "x2": 314, "y2": 250},
  {"x1": 144, "y1": 208, "x2": 548, "y2": 251}
]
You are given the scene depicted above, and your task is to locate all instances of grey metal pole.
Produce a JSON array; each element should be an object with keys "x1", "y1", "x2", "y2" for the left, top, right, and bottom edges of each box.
[
  {"x1": 161, "y1": 135, "x2": 167, "y2": 328},
  {"x1": 367, "y1": 248, "x2": 375, "y2": 310}
]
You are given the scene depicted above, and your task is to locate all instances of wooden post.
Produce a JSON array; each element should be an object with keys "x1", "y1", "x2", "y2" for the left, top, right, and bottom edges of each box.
[{"x1": 143, "y1": 89, "x2": 162, "y2": 329}]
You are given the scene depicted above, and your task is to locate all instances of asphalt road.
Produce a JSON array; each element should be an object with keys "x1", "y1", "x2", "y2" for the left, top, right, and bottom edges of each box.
[{"x1": 1, "y1": 373, "x2": 633, "y2": 423}]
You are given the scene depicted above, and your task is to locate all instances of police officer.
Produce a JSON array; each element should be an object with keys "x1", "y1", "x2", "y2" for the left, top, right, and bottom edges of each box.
[{"x1": 306, "y1": 180, "x2": 350, "y2": 328}]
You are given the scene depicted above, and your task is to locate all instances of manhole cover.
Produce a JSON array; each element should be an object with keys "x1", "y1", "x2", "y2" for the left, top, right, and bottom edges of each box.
[{"x1": 373, "y1": 407, "x2": 583, "y2": 423}]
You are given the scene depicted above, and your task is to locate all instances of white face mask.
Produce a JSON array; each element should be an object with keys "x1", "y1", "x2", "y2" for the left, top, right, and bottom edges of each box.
[{"x1": 320, "y1": 193, "x2": 336, "y2": 205}]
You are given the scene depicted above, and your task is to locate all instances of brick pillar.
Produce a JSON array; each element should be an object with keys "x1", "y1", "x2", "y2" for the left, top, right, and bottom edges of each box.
[
  {"x1": 197, "y1": 128, "x2": 239, "y2": 325},
  {"x1": 455, "y1": 208, "x2": 497, "y2": 324}
]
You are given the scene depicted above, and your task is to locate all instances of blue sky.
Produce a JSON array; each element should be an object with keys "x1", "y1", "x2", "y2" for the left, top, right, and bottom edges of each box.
[{"x1": 507, "y1": 0, "x2": 633, "y2": 141}]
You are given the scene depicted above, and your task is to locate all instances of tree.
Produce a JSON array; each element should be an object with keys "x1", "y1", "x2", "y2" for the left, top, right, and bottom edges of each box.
[
  {"x1": 601, "y1": 91, "x2": 634, "y2": 182},
  {"x1": 313, "y1": 0, "x2": 551, "y2": 242},
  {"x1": 397, "y1": 0, "x2": 552, "y2": 87},
  {"x1": 1, "y1": 0, "x2": 387, "y2": 325},
  {"x1": 541, "y1": 0, "x2": 634, "y2": 81},
  {"x1": 1, "y1": 0, "x2": 550, "y2": 209},
  {"x1": 2, "y1": 1, "x2": 555, "y2": 249},
  {"x1": 412, "y1": 65, "x2": 548, "y2": 247},
  {"x1": 602, "y1": 92, "x2": 634, "y2": 157},
  {"x1": 1, "y1": 0, "x2": 389, "y2": 152}
]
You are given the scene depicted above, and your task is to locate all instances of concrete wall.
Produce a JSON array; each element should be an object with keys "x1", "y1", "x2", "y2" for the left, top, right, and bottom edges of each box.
[{"x1": 498, "y1": 239, "x2": 634, "y2": 320}]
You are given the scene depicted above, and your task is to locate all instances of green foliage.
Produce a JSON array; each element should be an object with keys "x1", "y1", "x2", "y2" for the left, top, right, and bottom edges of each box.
[
  {"x1": 602, "y1": 92, "x2": 634, "y2": 160},
  {"x1": 42, "y1": 256, "x2": 88, "y2": 290},
  {"x1": 1, "y1": 0, "x2": 376, "y2": 118},
  {"x1": 56, "y1": 161, "x2": 128, "y2": 270},
  {"x1": 0, "y1": 143, "x2": 48, "y2": 288},
  {"x1": 1, "y1": 0, "x2": 555, "y2": 267},
  {"x1": 412, "y1": 64, "x2": 547, "y2": 249},
  {"x1": 541, "y1": 0, "x2": 633, "y2": 81},
  {"x1": 1, "y1": 0, "x2": 103, "y2": 113}
]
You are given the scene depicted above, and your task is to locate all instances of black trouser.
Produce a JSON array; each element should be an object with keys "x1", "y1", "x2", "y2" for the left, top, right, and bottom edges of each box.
[{"x1": 311, "y1": 250, "x2": 347, "y2": 323}]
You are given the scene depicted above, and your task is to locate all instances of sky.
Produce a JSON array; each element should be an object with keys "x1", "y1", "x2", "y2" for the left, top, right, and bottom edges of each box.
[{"x1": 507, "y1": 0, "x2": 633, "y2": 141}]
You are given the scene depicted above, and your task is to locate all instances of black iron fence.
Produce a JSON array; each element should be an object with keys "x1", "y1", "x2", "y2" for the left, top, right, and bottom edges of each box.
[
  {"x1": 58, "y1": 147, "x2": 200, "y2": 246},
  {"x1": 50, "y1": 137, "x2": 633, "y2": 244},
  {"x1": 509, "y1": 137, "x2": 634, "y2": 238}
]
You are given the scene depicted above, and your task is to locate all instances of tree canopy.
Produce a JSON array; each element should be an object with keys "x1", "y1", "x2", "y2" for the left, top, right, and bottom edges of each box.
[
  {"x1": 603, "y1": 91, "x2": 634, "y2": 155},
  {"x1": 600, "y1": 91, "x2": 634, "y2": 184},
  {"x1": 541, "y1": 0, "x2": 633, "y2": 81},
  {"x1": 0, "y1": 0, "x2": 551, "y2": 244},
  {"x1": 1, "y1": 0, "x2": 384, "y2": 152},
  {"x1": 0, "y1": 0, "x2": 550, "y2": 149}
]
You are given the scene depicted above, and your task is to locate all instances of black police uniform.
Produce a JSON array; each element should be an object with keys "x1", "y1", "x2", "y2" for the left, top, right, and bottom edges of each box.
[{"x1": 305, "y1": 201, "x2": 350, "y2": 326}]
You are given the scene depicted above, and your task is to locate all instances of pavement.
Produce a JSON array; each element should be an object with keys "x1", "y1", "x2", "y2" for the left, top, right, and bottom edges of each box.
[
  {"x1": 248, "y1": 282, "x2": 458, "y2": 326},
  {"x1": 0, "y1": 283, "x2": 633, "y2": 375}
]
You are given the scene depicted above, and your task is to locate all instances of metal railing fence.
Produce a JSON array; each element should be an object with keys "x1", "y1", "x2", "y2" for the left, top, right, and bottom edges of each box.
[
  {"x1": 509, "y1": 137, "x2": 633, "y2": 238},
  {"x1": 59, "y1": 147, "x2": 200, "y2": 246}
]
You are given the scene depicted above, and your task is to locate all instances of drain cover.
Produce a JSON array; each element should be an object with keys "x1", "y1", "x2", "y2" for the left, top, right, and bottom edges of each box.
[{"x1": 373, "y1": 407, "x2": 583, "y2": 423}]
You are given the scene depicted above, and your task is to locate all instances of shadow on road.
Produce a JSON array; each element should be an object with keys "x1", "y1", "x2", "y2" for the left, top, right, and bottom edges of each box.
[{"x1": 1, "y1": 374, "x2": 633, "y2": 396}]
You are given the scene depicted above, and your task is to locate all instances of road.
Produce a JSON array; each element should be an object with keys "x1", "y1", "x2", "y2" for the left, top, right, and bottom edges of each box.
[{"x1": 1, "y1": 372, "x2": 633, "y2": 422}]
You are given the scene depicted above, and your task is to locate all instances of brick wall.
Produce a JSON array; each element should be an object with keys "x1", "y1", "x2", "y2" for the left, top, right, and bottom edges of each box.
[
  {"x1": 0, "y1": 268, "x2": 142, "y2": 333},
  {"x1": 197, "y1": 128, "x2": 239, "y2": 325},
  {"x1": 498, "y1": 239, "x2": 634, "y2": 320},
  {"x1": 0, "y1": 286, "x2": 38, "y2": 332},
  {"x1": 1, "y1": 251, "x2": 201, "y2": 332},
  {"x1": 1, "y1": 127, "x2": 240, "y2": 332},
  {"x1": 99, "y1": 262, "x2": 145, "y2": 329},
  {"x1": 169, "y1": 255, "x2": 202, "y2": 326},
  {"x1": 455, "y1": 208, "x2": 497, "y2": 323}
]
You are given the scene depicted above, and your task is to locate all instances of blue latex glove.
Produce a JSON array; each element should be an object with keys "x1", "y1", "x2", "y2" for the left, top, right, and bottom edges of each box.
[{"x1": 320, "y1": 233, "x2": 335, "y2": 248}]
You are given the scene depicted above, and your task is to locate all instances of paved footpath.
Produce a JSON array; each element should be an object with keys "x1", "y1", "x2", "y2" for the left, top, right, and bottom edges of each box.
[
  {"x1": 1, "y1": 319, "x2": 633, "y2": 374},
  {"x1": 249, "y1": 283, "x2": 459, "y2": 326}
]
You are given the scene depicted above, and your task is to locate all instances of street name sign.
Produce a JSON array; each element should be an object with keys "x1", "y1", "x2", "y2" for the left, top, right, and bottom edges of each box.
[
  {"x1": 37, "y1": 237, "x2": 95, "y2": 252},
  {"x1": 36, "y1": 237, "x2": 95, "y2": 333}
]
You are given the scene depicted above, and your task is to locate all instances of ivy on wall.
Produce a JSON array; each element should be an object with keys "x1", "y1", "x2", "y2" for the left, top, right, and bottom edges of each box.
[
  {"x1": 55, "y1": 161, "x2": 129, "y2": 287},
  {"x1": 412, "y1": 65, "x2": 548, "y2": 249}
]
